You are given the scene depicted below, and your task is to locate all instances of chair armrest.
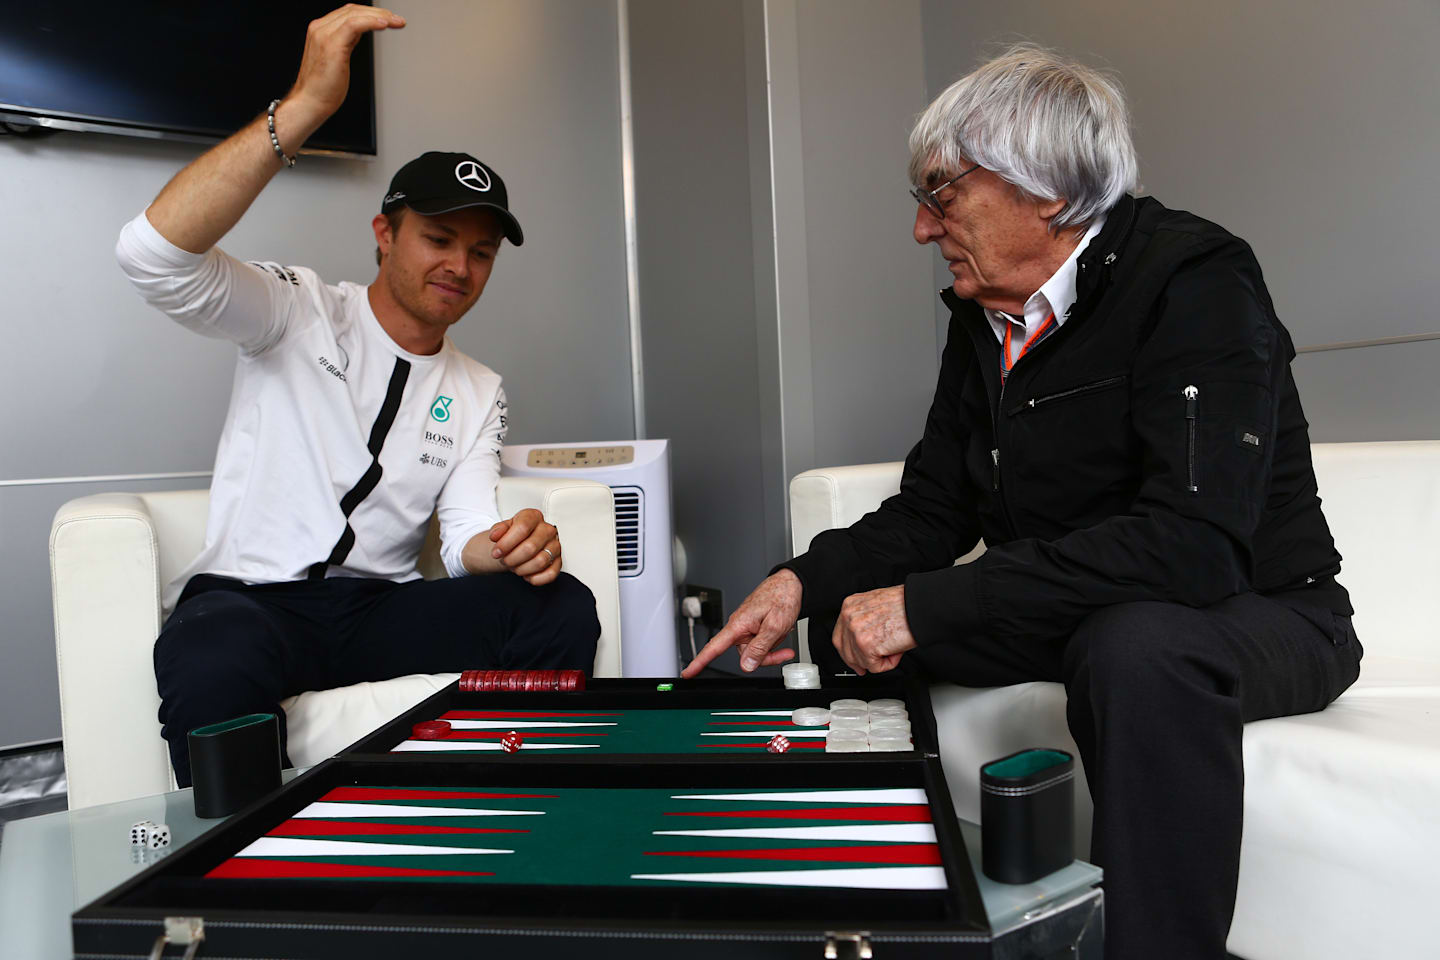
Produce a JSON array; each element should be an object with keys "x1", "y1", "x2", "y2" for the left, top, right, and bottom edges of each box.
[
  {"x1": 788, "y1": 464, "x2": 903, "y2": 662},
  {"x1": 496, "y1": 477, "x2": 623, "y2": 678},
  {"x1": 50, "y1": 493, "x2": 173, "y2": 808},
  {"x1": 790, "y1": 463, "x2": 905, "y2": 556}
]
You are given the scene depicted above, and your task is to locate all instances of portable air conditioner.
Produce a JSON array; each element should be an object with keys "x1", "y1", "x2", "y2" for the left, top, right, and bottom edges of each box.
[{"x1": 500, "y1": 439, "x2": 677, "y2": 677}]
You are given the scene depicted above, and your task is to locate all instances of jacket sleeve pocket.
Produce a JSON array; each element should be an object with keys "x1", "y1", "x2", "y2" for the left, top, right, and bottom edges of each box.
[{"x1": 1180, "y1": 378, "x2": 1272, "y2": 529}]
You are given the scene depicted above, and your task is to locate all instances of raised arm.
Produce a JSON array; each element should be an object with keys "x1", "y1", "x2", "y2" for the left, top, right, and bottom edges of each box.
[{"x1": 146, "y1": 4, "x2": 405, "y2": 253}]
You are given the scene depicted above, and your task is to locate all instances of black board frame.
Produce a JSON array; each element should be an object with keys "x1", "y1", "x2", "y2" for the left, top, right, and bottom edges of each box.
[
  {"x1": 344, "y1": 672, "x2": 944, "y2": 762},
  {"x1": 74, "y1": 676, "x2": 995, "y2": 958}
]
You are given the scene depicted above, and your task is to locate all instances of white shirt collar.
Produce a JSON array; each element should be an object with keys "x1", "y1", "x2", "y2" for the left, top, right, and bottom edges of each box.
[{"x1": 986, "y1": 211, "x2": 1107, "y2": 344}]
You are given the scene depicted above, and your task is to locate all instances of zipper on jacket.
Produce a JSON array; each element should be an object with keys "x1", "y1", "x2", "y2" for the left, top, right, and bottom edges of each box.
[
  {"x1": 1183, "y1": 384, "x2": 1199, "y2": 493},
  {"x1": 991, "y1": 448, "x2": 1000, "y2": 491},
  {"x1": 1010, "y1": 375, "x2": 1127, "y2": 415}
]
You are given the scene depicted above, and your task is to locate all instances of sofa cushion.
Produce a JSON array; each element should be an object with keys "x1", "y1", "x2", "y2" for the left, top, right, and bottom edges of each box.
[
  {"x1": 1228, "y1": 653, "x2": 1440, "y2": 960},
  {"x1": 280, "y1": 673, "x2": 458, "y2": 767}
]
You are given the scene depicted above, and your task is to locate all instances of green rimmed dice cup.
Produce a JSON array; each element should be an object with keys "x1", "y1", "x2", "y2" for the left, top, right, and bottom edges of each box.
[
  {"x1": 188, "y1": 712, "x2": 282, "y2": 819},
  {"x1": 980, "y1": 747, "x2": 1075, "y2": 884}
]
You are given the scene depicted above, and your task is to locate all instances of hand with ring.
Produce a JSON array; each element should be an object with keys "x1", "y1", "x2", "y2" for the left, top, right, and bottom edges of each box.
[{"x1": 485, "y1": 508, "x2": 562, "y2": 585}]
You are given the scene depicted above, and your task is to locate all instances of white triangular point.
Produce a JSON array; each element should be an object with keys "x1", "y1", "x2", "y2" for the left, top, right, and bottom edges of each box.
[
  {"x1": 445, "y1": 720, "x2": 618, "y2": 730},
  {"x1": 670, "y1": 789, "x2": 928, "y2": 805},
  {"x1": 655, "y1": 824, "x2": 936, "y2": 843},
  {"x1": 393, "y1": 741, "x2": 599, "y2": 752},
  {"x1": 294, "y1": 802, "x2": 544, "y2": 818},
  {"x1": 708, "y1": 710, "x2": 796, "y2": 717},
  {"x1": 236, "y1": 838, "x2": 514, "y2": 857},
  {"x1": 699, "y1": 730, "x2": 827, "y2": 738},
  {"x1": 630, "y1": 866, "x2": 946, "y2": 890}
]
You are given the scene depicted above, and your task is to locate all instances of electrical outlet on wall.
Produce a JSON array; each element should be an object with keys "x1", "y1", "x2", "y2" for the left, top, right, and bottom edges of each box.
[{"x1": 682, "y1": 584, "x2": 724, "y2": 632}]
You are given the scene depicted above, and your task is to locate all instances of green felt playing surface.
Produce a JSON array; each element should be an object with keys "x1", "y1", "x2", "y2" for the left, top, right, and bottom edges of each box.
[
  {"x1": 390, "y1": 707, "x2": 899, "y2": 755},
  {"x1": 206, "y1": 785, "x2": 946, "y2": 890}
]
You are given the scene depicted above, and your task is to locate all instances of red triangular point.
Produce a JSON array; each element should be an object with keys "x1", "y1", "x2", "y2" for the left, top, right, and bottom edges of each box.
[
  {"x1": 268, "y1": 820, "x2": 529, "y2": 837},
  {"x1": 663, "y1": 805, "x2": 932, "y2": 822},
  {"x1": 322, "y1": 787, "x2": 557, "y2": 802},
  {"x1": 642, "y1": 844, "x2": 942, "y2": 865},
  {"x1": 206, "y1": 859, "x2": 496, "y2": 879}
]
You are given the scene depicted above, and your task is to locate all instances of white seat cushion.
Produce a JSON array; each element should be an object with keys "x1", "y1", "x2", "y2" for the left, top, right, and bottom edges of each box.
[
  {"x1": 1229, "y1": 653, "x2": 1440, "y2": 960},
  {"x1": 280, "y1": 673, "x2": 461, "y2": 767}
]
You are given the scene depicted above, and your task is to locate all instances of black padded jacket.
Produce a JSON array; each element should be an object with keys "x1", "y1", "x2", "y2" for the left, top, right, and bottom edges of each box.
[{"x1": 782, "y1": 194, "x2": 1351, "y2": 648}]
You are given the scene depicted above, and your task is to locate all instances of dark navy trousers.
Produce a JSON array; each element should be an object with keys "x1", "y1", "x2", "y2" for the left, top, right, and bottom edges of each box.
[
  {"x1": 815, "y1": 592, "x2": 1362, "y2": 960},
  {"x1": 154, "y1": 572, "x2": 600, "y2": 786}
]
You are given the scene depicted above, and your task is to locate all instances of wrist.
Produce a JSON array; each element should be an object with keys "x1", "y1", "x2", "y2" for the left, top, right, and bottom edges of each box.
[{"x1": 268, "y1": 95, "x2": 328, "y2": 156}]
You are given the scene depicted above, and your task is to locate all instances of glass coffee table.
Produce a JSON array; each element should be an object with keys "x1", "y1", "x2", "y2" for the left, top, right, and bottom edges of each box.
[{"x1": 0, "y1": 776, "x2": 1101, "y2": 958}]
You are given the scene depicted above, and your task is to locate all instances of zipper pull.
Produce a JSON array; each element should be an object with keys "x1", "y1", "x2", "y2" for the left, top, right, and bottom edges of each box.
[
  {"x1": 991, "y1": 448, "x2": 1000, "y2": 491},
  {"x1": 1183, "y1": 385, "x2": 1199, "y2": 494}
]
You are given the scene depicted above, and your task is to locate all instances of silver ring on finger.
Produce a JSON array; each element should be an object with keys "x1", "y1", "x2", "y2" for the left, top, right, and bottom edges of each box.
[{"x1": 542, "y1": 547, "x2": 556, "y2": 564}]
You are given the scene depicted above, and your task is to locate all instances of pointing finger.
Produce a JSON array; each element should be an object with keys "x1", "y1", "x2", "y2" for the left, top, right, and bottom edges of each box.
[{"x1": 681, "y1": 619, "x2": 750, "y2": 678}]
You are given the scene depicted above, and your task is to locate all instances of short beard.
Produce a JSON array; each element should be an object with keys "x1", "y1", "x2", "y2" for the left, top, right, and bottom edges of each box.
[{"x1": 385, "y1": 265, "x2": 462, "y2": 331}]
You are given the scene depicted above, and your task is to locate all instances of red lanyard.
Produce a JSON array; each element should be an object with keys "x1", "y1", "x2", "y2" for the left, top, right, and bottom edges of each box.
[{"x1": 1003, "y1": 312, "x2": 1056, "y2": 376}]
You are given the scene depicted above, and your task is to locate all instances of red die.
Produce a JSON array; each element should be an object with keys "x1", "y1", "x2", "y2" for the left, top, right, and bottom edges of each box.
[
  {"x1": 500, "y1": 731, "x2": 524, "y2": 754},
  {"x1": 766, "y1": 734, "x2": 791, "y2": 754}
]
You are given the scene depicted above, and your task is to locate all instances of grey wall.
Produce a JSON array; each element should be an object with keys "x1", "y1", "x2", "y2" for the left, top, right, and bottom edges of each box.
[
  {"x1": 0, "y1": 0, "x2": 633, "y2": 748},
  {"x1": 626, "y1": 0, "x2": 774, "y2": 672},
  {"x1": 919, "y1": 0, "x2": 1440, "y2": 442},
  {"x1": 793, "y1": 0, "x2": 936, "y2": 471},
  {"x1": 624, "y1": 0, "x2": 933, "y2": 673}
]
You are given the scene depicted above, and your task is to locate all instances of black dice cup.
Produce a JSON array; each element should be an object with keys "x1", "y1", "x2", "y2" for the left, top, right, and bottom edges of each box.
[
  {"x1": 188, "y1": 712, "x2": 282, "y2": 819},
  {"x1": 980, "y1": 747, "x2": 1075, "y2": 884}
]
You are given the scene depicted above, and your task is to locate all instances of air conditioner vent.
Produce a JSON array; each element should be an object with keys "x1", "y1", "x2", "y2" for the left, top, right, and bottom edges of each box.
[{"x1": 612, "y1": 485, "x2": 643, "y2": 577}]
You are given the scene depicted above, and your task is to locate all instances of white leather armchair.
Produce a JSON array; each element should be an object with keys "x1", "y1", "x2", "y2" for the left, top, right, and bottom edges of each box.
[
  {"x1": 790, "y1": 441, "x2": 1440, "y2": 960},
  {"x1": 50, "y1": 478, "x2": 622, "y2": 810}
]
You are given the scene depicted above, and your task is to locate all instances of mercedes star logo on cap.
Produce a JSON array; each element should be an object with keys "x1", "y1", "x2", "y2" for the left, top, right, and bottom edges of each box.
[{"x1": 455, "y1": 161, "x2": 492, "y2": 192}]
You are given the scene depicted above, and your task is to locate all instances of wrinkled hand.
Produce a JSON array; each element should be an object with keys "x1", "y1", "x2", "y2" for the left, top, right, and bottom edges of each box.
[
  {"x1": 831, "y1": 585, "x2": 917, "y2": 675},
  {"x1": 291, "y1": 4, "x2": 406, "y2": 119},
  {"x1": 488, "y1": 508, "x2": 562, "y2": 585},
  {"x1": 681, "y1": 570, "x2": 802, "y2": 677}
]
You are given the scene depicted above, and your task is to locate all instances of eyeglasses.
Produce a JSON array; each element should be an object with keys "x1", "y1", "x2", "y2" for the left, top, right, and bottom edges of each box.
[{"x1": 909, "y1": 163, "x2": 981, "y2": 220}]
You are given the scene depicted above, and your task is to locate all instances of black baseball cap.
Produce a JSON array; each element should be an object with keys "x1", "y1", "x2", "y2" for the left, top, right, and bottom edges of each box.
[{"x1": 380, "y1": 151, "x2": 524, "y2": 246}]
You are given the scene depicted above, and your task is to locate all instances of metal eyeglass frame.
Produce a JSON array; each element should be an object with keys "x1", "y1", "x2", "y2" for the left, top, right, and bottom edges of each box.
[{"x1": 909, "y1": 163, "x2": 981, "y2": 219}]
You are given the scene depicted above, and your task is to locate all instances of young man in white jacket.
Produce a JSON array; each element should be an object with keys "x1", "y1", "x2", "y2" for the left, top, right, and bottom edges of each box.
[{"x1": 116, "y1": 5, "x2": 598, "y2": 785}]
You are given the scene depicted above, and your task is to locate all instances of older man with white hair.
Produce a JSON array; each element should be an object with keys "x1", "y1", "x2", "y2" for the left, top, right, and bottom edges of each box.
[{"x1": 686, "y1": 45, "x2": 1361, "y2": 958}]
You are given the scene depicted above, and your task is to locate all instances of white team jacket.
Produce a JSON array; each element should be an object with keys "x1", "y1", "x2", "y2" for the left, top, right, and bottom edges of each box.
[{"x1": 116, "y1": 212, "x2": 508, "y2": 614}]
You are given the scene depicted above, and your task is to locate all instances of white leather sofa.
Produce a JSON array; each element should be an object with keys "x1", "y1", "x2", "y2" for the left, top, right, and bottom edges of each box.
[
  {"x1": 790, "y1": 440, "x2": 1439, "y2": 960},
  {"x1": 50, "y1": 477, "x2": 622, "y2": 810}
]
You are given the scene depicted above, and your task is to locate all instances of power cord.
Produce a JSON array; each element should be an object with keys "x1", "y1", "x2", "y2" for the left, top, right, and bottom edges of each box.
[{"x1": 681, "y1": 595, "x2": 704, "y2": 660}]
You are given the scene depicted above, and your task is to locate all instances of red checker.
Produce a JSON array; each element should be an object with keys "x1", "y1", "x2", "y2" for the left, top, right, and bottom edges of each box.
[{"x1": 411, "y1": 720, "x2": 452, "y2": 740}]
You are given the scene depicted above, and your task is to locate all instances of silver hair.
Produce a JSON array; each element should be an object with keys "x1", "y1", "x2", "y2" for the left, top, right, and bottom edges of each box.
[{"x1": 909, "y1": 44, "x2": 1138, "y2": 231}]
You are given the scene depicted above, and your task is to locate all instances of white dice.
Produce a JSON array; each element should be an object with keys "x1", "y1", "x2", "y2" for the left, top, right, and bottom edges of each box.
[
  {"x1": 129, "y1": 820, "x2": 170, "y2": 849},
  {"x1": 129, "y1": 820, "x2": 155, "y2": 846}
]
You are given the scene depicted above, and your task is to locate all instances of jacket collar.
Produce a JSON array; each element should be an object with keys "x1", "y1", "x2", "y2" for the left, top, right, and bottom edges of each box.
[{"x1": 1074, "y1": 193, "x2": 1138, "y2": 306}]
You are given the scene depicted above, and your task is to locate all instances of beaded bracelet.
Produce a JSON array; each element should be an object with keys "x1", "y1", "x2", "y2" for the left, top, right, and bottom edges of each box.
[{"x1": 267, "y1": 99, "x2": 296, "y2": 168}]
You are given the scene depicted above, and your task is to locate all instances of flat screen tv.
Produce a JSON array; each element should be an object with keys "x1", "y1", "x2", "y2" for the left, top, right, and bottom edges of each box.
[{"x1": 0, "y1": 1, "x2": 376, "y2": 157}]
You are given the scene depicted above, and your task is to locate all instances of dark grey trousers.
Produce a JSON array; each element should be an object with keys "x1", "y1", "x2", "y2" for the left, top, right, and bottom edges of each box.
[
  {"x1": 818, "y1": 592, "x2": 1362, "y2": 960},
  {"x1": 155, "y1": 572, "x2": 600, "y2": 787}
]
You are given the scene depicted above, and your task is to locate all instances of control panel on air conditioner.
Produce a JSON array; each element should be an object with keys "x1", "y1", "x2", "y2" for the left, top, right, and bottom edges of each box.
[{"x1": 525, "y1": 445, "x2": 635, "y2": 468}]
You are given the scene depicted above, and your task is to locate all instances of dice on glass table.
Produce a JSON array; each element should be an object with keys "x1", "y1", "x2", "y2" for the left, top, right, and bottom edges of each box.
[
  {"x1": 148, "y1": 824, "x2": 171, "y2": 849},
  {"x1": 129, "y1": 820, "x2": 155, "y2": 846}
]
